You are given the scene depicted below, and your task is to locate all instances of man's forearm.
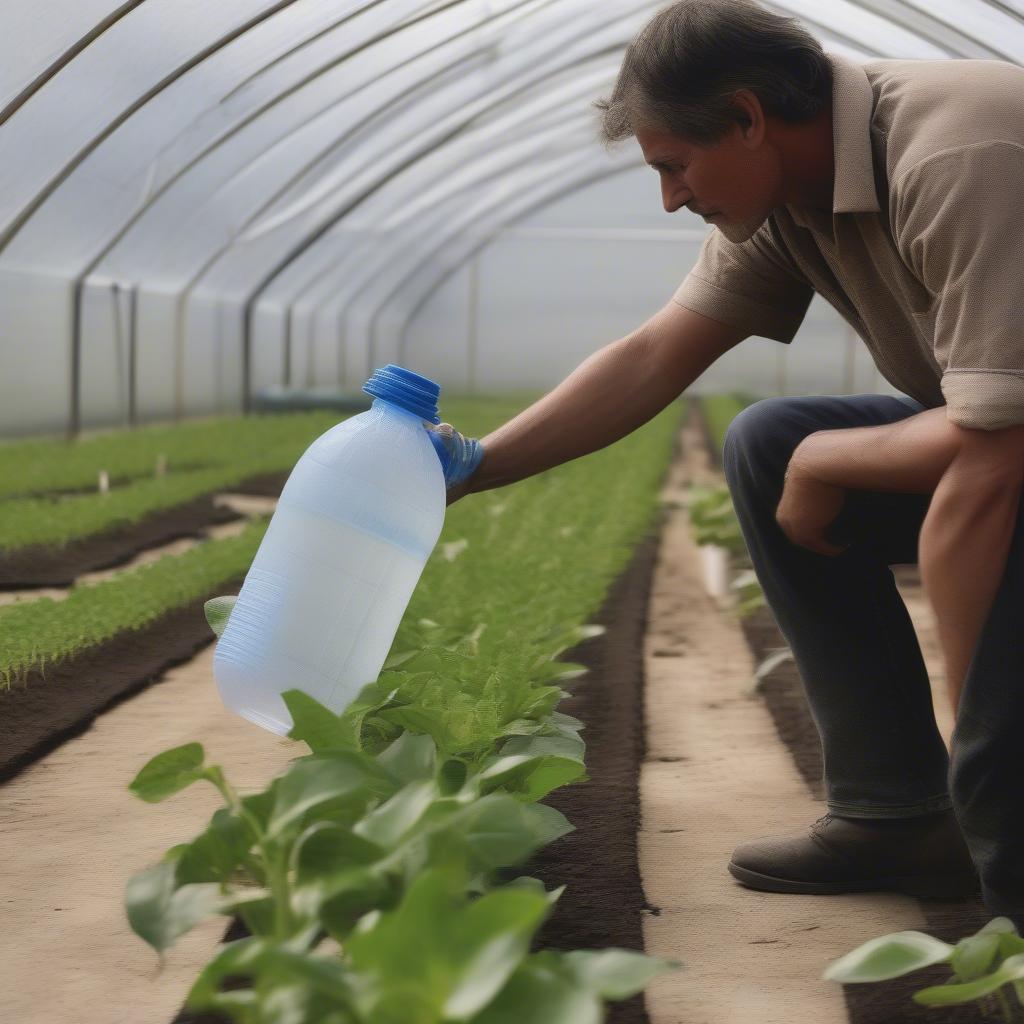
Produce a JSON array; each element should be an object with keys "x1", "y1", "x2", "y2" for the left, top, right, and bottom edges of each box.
[
  {"x1": 790, "y1": 406, "x2": 959, "y2": 492},
  {"x1": 918, "y1": 462, "x2": 1022, "y2": 714}
]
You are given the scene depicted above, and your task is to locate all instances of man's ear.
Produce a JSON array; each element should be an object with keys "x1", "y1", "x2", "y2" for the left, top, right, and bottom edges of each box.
[{"x1": 731, "y1": 89, "x2": 765, "y2": 145}]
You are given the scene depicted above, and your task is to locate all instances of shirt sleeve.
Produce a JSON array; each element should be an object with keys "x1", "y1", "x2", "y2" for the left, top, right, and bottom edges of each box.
[
  {"x1": 671, "y1": 217, "x2": 814, "y2": 344},
  {"x1": 893, "y1": 142, "x2": 1024, "y2": 430}
]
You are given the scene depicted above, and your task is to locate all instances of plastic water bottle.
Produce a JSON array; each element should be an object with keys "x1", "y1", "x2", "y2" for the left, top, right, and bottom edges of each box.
[{"x1": 213, "y1": 365, "x2": 447, "y2": 735}]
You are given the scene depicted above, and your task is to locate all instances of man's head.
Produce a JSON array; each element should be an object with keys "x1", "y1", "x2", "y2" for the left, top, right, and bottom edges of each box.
[{"x1": 593, "y1": 0, "x2": 834, "y2": 243}]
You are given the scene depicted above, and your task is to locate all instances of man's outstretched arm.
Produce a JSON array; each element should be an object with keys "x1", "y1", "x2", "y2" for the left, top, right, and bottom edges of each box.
[{"x1": 785, "y1": 407, "x2": 1024, "y2": 717}]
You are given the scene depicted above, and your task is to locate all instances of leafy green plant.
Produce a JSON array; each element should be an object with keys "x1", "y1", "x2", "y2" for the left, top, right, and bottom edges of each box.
[
  {"x1": 687, "y1": 484, "x2": 745, "y2": 553},
  {"x1": 125, "y1": 685, "x2": 679, "y2": 1022},
  {"x1": 685, "y1": 483, "x2": 766, "y2": 618},
  {"x1": 823, "y1": 917, "x2": 1024, "y2": 1022}
]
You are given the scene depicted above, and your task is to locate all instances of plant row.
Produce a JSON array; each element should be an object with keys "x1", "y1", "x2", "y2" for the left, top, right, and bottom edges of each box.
[{"x1": 125, "y1": 400, "x2": 688, "y2": 1022}]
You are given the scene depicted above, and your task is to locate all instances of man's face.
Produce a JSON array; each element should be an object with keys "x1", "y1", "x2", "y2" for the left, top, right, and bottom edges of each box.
[{"x1": 635, "y1": 121, "x2": 786, "y2": 244}]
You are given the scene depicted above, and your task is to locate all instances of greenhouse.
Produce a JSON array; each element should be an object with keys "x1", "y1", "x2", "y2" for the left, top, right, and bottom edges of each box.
[{"x1": 4, "y1": 1, "x2": 1024, "y2": 1021}]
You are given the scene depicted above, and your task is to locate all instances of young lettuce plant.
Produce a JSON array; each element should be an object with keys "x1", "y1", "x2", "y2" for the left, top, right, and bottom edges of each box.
[
  {"x1": 128, "y1": 622, "x2": 679, "y2": 1021},
  {"x1": 822, "y1": 917, "x2": 1024, "y2": 1022}
]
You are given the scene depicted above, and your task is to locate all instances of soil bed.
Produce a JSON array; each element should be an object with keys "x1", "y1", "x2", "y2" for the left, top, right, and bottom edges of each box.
[
  {"x1": 0, "y1": 471, "x2": 287, "y2": 587},
  {"x1": 0, "y1": 576, "x2": 245, "y2": 784}
]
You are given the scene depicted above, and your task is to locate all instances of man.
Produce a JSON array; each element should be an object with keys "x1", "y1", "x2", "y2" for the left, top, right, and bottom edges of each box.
[{"x1": 431, "y1": 0, "x2": 1024, "y2": 928}]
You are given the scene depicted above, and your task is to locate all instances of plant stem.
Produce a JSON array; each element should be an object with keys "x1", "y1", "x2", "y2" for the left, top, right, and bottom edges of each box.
[{"x1": 997, "y1": 988, "x2": 1016, "y2": 1022}]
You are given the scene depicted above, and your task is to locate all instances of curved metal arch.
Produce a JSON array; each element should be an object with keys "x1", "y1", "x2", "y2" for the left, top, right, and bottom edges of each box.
[
  {"x1": 90, "y1": 0, "x2": 671, "y2": 419},
  {"x1": 256, "y1": 58, "x2": 620, "y2": 355}
]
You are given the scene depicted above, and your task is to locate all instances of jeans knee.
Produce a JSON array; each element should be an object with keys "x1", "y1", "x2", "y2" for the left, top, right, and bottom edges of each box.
[{"x1": 722, "y1": 398, "x2": 785, "y2": 471}]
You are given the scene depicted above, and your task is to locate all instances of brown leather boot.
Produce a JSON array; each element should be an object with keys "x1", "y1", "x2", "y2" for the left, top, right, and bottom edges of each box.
[{"x1": 728, "y1": 808, "x2": 980, "y2": 898}]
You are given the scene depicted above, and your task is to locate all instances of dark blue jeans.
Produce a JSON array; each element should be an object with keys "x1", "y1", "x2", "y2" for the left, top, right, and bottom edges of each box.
[{"x1": 722, "y1": 393, "x2": 1024, "y2": 920}]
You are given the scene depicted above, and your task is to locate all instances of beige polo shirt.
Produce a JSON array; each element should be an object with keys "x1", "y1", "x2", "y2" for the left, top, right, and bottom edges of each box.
[{"x1": 672, "y1": 50, "x2": 1024, "y2": 430}]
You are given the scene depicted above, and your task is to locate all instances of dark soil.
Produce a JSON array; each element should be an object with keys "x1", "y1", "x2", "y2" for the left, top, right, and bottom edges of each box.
[
  {"x1": 0, "y1": 470, "x2": 288, "y2": 587},
  {"x1": 170, "y1": 504, "x2": 671, "y2": 1021},
  {"x1": 0, "y1": 578, "x2": 244, "y2": 784}
]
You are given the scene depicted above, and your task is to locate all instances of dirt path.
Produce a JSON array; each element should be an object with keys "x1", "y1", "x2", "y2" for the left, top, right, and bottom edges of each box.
[
  {"x1": 638, "y1": 407, "x2": 949, "y2": 1024},
  {"x1": 0, "y1": 639, "x2": 303, "y2": 1024}
]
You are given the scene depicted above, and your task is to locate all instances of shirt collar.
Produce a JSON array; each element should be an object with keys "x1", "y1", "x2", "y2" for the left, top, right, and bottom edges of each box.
[{"x1": 788, "y1": 50, "x2": 881, "y2": 228}]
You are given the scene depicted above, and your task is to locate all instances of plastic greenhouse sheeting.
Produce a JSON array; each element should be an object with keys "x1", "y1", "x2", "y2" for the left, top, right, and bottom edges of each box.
[{"x1": 1, "y1": 0, "x2": 1022, "y2": 438}]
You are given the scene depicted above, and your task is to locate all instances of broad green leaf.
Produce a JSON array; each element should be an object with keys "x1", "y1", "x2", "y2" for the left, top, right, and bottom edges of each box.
[
  {"x1": 353, "y1": 779, "x2": 437, "y2": 848},
  {"x1": 533, "y1": 661, "x2": 590, "y2": 683},
  {"x1": 498, "y1": 734, "x2": 585, "y2": 761},
  {"x1": 981, "y1": 916, "x2": 1021, "y2": 935},
  {"x1": 337, "y1": 681, "x2": 406, "y2": 750},
  {"x1": 914, "y1": 953, "x2": 1024, "y2": 1005},
  {"x1": 185, "y1": 936, "x2": 268, "y2": 1008},
  {"x1": 204, "y1": 596, "x2": 237, "y2": 638},
  {"x1": 256, "y1": 947, "x2": 357, "y2": 1006},
  {"x1": 519, "y1": 686, "x2": 565, "y2": 720},
  {"x1": 293, "y1": 821, "x2": 385, "y2": 881},
  {"x1": 128, "y1": 742, "x2": 207, "y2": 803},
  {"x1": 125, "y1": 858, "x2": 224, "y2": 956},
  {"x1": 293, "y1": 866, "x2": 391, "y2": 939},
  {"x1": 377, "y1": 730, "x2": 437, "y2": 784},
  {"x1": 175, "y1": 807, "x2": 253, "y2": 884},
  {"x1": 478, "y1": 736, "x2": 586, "y2": 802},
  {"x1": 950, "y1": 932, "x2": 1001, "y2": 982},
  {"x1": 267, "y1": 755, "x2": 380, "y2": 841},
  {"x1": 377, "y1": 704, "x2": 451, "y2": 756},
  {"x1": 822, "y1": 931, "x2": 953, "y2": 983},
  {"x1": 471, "y1": 956, "x2": 603, "y2": 1024},
  {"x1": 460, "y1": 797, "x2": 574, "y2": 869},
  {"x1": 282, "y1": 690, "x2": 352, "y2": 753},
  {"x1": 563, "y1": 949, "x2": 681, "y2": 1000},
  {"x1": 499, "y1": 718, "x2": 545, "y2": 737},
  {"x1": 503, "y1": 876, "x2": 549, "y2": 897},
  {"x1": 442, "y1": 888, "x2": 552, "y2": 1018},
  {"x1": 344, "y1": 865, "x2": 466, "y2": 1000},
  {"x1": 222, "y1": 891, "x2": 276, "y2": 937}
]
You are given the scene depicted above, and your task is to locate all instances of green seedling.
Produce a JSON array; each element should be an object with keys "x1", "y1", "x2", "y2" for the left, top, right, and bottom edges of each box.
[
  {"x1": 823, "y1": 917, "x2": 1024, "y2": 1022},
  {"x1": 125, "y1": 688, "x2": 679, "y2": 1022}
]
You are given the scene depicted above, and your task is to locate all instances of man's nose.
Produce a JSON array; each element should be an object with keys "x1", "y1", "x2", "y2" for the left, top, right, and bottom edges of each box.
[{"x1": 661, "y1": 180, "x2": 692, "y2": 214}]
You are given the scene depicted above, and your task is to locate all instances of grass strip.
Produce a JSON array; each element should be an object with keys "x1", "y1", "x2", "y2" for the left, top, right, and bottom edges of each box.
[
  {"x1": 0, "y1": 398, "x2": 685, "y2": 698},
  {"x1": 0, "y1": 398, "x2": 533, "y2": 555},
  {"x1": 0, "y1": 411, "x2": 341, "y2": 501},
  {"x1": 0, "y1": 392, "x2": 545, "y2": 501}
]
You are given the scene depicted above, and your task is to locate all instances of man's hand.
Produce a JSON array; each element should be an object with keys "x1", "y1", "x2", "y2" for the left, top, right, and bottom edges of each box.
[
  {"x1": 775, "y1": 445, "x2": 851, "y2": 557},
  {"x1": 423, "y1": 421, "x2": 485, "y2": 500}
]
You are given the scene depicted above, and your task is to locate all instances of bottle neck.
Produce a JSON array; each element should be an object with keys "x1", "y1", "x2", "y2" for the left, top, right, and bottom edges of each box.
[
  {"x1": 373, "y1": 397, "x2": 426, "y2": 423},
  {"x1": 362, "y1": 364, "x2": 440, "y2": 423}
]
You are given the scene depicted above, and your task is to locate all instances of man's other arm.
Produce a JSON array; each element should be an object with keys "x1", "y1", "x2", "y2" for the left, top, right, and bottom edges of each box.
[
  {"x1": 450, "y1": 303, "x2": 748, "y2": 501},
  {"x1": 792, "y1": 412, "x2": 1024, "y2": 715}
]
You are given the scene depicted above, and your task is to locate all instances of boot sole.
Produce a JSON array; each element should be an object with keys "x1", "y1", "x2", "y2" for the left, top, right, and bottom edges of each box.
[{"x1": 728, "y1": 861, "x2": 981, "y2": 899}]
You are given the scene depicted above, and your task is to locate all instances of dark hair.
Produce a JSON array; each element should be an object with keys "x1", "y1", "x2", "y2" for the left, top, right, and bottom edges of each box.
[{"x1": 593, "y1": 0, "x2": 832, "y2": 148}]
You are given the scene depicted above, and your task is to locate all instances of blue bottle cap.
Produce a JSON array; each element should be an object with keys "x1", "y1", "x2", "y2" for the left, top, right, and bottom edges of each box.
[{"x1": 362, "y1": 365, "x2": 441, "y2": 424}]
